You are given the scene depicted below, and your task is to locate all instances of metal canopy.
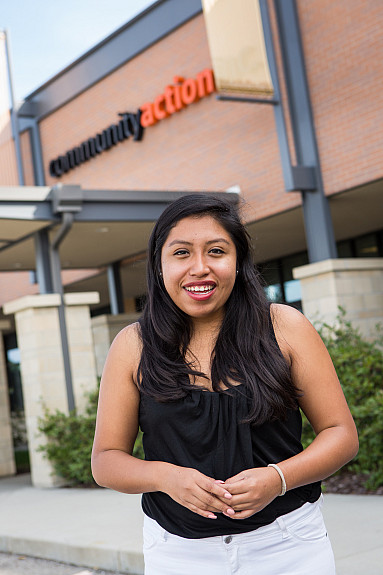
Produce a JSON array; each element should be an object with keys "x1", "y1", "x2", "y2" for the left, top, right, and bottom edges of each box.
[{"x1": 0, "y1": 186, "x2": 238, "y2": 272}]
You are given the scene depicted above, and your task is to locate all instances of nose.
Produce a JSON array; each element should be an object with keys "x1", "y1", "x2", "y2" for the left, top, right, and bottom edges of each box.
[{"x1": 189, "y1": 253, "x2": 210, "y2": 276}]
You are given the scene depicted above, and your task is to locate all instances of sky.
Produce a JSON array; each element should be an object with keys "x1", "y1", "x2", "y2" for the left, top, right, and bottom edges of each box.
[{"x1": 0, "y1": 0, "x2": 156, "y2": 103}]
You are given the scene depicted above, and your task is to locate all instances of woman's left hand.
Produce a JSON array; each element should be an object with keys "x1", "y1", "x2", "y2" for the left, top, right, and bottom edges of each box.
[{"x1": 218, "y1": 466, "x2": 282, "y2": 519}]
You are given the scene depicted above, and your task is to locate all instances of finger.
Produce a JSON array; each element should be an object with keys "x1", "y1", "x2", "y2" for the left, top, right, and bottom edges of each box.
[
  {"x1": 188, "y1": 502, "x2": 218, "y2": 520},
  {"x1": 200, "y1": 477, "x2": 233, "y2": 500},
  {"x1": 223, "y1": 472, "x2": 246, "y2": 485},
  {"x1": 210, "y1": 481, "x2": 233, "y2": 500},
  {"x1": 225, "y1": 494, "x2": 254, "y2": 508},
  {"x1": 230, "y1": 501, "x2": 256, "y2": 512},
  {"x1": 188, "y1": 497, "x2": 235, "y2": 518},
  {"x1": 221, "y1": 481, "x2": 251, "y2": 496},
  {"x1": 214, "y1": 491, "x2": 250, "y2": 507},
  {"x1": 229, "y1": 509, "x2": 257, "y2": 520},
  {"x1": 190, "y1": 487, "x2": 236, "y2": 516}
]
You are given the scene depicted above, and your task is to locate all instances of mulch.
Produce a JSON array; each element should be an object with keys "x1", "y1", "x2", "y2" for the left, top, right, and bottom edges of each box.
[{"x1": 323, "y1": 472, "x2": 383, "y2": 495}]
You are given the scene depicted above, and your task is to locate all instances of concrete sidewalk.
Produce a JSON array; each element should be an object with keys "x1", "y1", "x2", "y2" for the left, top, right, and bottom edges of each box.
[{"x1": 0, "y1": 474, "x2": 382, "y2": 575}]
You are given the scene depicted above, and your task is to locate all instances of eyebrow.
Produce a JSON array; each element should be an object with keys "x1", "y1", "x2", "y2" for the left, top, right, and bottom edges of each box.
[{"x1": 167, "y1": 238, "x2": 231, "y2": 247}]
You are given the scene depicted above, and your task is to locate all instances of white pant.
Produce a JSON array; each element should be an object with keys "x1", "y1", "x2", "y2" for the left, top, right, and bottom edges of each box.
[{"x1": 143, "y1": 495, "x2": 336, "y2": 575}]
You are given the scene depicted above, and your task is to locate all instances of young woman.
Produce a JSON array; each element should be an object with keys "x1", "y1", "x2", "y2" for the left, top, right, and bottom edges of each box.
[{"x1": 92, "y1": 194, "x2": 358, "y2": 575}]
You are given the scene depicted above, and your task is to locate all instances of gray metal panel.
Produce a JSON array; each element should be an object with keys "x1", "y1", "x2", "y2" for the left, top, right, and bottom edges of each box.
[
  {"x1": 0, "y1": 189, "x2": 237, "y2": 223},
  {"x1": 18, "y1": 0, "x2": 203, "y2": 120},
  {"x1": 81, "y1": 189, "x2": 192, "y2": 203},
  {"x1": 34, "y1": 229, "x2": 53, "y2": 293},
  {"x1": 74, "y1": 202, "x2": 182, "y2": 222},
  {"x1": 274, "y1": 0, "x2": 317, "y2": 167},
  {"x1": 260, "y1": 0, "x2": 316, "y2": 192},
  {"x1": 274, "y1": 0, "x2": 337, "y2": 262},
  {"x1": 0, "y1": 202, "x2": 55, "y2": 220},
  {"x1": 18, "y1": 118, "x2": 46, "y2": 185},
  {"x1": 259, "y1": 0, "x2": 294, "y2": 192},
  {"x1": 107, "y1": 262, "x2": 124, "y2": 315}
]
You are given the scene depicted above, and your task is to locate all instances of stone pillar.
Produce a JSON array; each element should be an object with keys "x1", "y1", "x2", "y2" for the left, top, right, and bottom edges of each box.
[
  {"x1": 0, "y1": 320, "x2": 16, "y2": 477},
  {"x1": 293, "y1": 258, "x2": 383, "y2": 339},
  {"x1": 64, "y1": 293, "x2": 100, "y2": 413},
  {"x1": 91, "y1": 313, "x2": 140, "y2": 378},
  {"x1": 3, "y1": 292, "x2": 99, "y2": 487}
]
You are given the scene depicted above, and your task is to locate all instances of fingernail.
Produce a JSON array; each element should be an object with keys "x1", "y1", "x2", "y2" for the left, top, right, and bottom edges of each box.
[
  {"x1": 224, "y1": 492, "x2": 232, "y2": 499},
  {"x1": 227, "y1": 508, "x2": 235, "y2": 515},
  {"x1": 215, "y1": 480, "x2": 225, "y2": 484},
  {"x1": 208, "y1": 513, "x2": 217, "y2": 519}
]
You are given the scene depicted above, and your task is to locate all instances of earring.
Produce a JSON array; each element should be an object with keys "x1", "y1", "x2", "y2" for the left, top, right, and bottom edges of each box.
[
  {"x1": 236, "y1": 269, "x2": 239, "y2": 275},
  {"x1": 159, "y1": 271, "x2": 162, "y2": 277}
]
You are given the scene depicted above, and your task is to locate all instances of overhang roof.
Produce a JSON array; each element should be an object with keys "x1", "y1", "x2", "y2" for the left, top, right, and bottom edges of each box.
[{"x1": 0, "y1": 186, "x2": 238, "y2": 272}]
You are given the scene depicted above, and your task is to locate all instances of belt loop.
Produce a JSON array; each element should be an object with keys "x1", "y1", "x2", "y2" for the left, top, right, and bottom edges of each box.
[{"x1": 276, "y1": 516, "x2": 289, "y2": 539}]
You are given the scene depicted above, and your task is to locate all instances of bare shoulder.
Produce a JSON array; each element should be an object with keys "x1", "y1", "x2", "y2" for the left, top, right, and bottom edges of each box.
[
  {"x1": 103, "y1": 321, "x2": 142, "y2": 385},
  {"x1": 270, "y1": 303, "x2": 322, "y2": 361},
  {"x1": 112, "y1": 321, "x2": 142, "y2": 351},
  {"x1": 270, "y1": 302, "x2": 309, "y2": 329}
]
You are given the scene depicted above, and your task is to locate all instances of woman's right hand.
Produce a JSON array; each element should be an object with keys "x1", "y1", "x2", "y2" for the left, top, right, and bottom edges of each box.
[{"x1": 161, "y1": 464, "x2": 235, "y2": 519}]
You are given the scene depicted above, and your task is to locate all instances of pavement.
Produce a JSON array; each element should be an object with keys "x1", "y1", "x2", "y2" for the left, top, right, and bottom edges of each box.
[{"x1": 0, "y1": 474, "x2": 382, "y2": 575}]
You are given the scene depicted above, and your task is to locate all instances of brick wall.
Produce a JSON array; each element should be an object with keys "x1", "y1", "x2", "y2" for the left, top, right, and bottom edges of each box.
[
  {"x1": 1, "y1": 4, "x2": 382, "y2": 217},
  {"x1": 39, "y1": 14, "x2": 302, "y2": 223},
  {"x1": 298, "y1": 0, "x2": 383, "y2": 195},
  {"x1": 0, "y1": 112, "x2": 18, "y2": 185}
]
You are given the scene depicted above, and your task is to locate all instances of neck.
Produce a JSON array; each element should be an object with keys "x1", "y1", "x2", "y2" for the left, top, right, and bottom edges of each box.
[{"x1": 189, "y1": 317, "x2": 222, "y2": 350}]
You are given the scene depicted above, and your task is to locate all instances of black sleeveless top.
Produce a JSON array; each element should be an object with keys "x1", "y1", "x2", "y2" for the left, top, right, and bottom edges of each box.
[{"x1": 139, "y1": 385, "x2": 321, "y2": 538}]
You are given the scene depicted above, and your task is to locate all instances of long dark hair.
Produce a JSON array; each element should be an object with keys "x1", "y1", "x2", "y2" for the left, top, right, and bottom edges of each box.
[{"x1": 137, "y1": 193, "x2": 299, "y2": 424}]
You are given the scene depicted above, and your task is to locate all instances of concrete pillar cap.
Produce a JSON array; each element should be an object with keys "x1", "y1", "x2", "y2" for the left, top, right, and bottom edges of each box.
[
  {"x1": 293, "y1": 257, "x2": 383, "y2": 280},
  {"x1": 3, "y1": 292, "x2": 100, "y2": 315}
]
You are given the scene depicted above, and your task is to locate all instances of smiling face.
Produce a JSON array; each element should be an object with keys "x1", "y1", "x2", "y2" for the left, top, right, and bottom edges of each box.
[{"x1": 160, "y1": 215, "x2": 237, "y2": 325}]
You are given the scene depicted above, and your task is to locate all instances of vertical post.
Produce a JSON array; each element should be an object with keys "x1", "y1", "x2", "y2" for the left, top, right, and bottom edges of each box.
[
  {"x1": 29, "y1": 119, "x2": 46, "y2": 185},
  {"x1": 259, "y1": 0, "x2": 295, "y2": 192},
  {"x1": 107, "y1": 262, "x2": 124, "y2": 315},
  {"x1": 50, "y1": 213, "x2": 76, "y2": 412},
  {"x1": 273, "y1": 0, "x2": 337, "y2": 262},
  {"x1": 34, "y1": 229, "x2": 54, "y2": 294},
  {"x1": 3, "y1": 30, "x2": 24, "y2": 185}
]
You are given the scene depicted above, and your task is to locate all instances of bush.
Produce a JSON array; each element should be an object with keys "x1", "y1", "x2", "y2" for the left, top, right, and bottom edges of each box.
[
  {"x1": 38, "y1": 387, "x2": 144, "y2": 487},
  {"x1": 301, "y1": 310, "x2": 383, "y2": 490}
]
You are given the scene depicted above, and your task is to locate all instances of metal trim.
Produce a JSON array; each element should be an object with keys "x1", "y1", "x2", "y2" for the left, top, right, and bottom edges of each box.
[{"x1": 18, "y1": 0, "x2": 203, "y2": 120}]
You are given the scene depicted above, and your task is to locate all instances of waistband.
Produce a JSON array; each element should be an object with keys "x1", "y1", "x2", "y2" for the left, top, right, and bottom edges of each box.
[{"x1": 144, "y1": 494, "x2": 324, "y2": 543}]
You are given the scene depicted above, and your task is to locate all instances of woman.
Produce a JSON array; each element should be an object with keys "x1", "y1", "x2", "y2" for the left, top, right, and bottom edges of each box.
[{"x1": 92, "y1": 193, "x2": 358, "y2": 575}]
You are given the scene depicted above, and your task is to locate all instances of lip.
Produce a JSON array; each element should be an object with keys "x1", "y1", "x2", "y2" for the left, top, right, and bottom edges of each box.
[
  {"x1": 183, "y1": 281, "x2": 216, "y2": 301},
  {"x1": 183, "y1": 280, "x2": 216, "y2": 287}
]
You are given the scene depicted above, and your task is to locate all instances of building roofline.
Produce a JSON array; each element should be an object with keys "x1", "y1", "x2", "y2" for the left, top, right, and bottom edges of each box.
[{"x1": 18, "y1": 0, "x2": 203, "y2": 120}]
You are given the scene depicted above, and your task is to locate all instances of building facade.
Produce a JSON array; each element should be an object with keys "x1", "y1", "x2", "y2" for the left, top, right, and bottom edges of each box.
[{"x1": 0, "y1": 0, "x2": 382, "y2": 484}]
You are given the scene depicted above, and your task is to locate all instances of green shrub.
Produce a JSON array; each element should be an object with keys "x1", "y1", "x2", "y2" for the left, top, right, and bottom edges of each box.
[
  {"x1": 301, "y1": 310, "x2": 383, "y2": 489},
  {"x1": 38, "y1": 387, "x2": 144, "y2": 487}
]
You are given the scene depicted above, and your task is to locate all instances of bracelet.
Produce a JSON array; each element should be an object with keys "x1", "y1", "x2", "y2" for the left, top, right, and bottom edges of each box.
[{"x1": 267, "y1": 463, "x2": 287, "y2": 496}]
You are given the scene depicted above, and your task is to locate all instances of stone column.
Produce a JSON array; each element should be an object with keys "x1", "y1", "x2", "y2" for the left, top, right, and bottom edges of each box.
[
  {"x1": 91, "y1": 313, "x2": 140, "y2": 378},
  {"x1": 64, "y1": 292, "x2": 100, "y2": 413},
  {"x1": 3, "y1": 292, "x2": 99, "y2": 487},
  {"x1": 0, "y1": 320, "x2": 16, "y2": 477},
  {"x1": 293, "y1": 258, "x2": 383, "y2": 339}
]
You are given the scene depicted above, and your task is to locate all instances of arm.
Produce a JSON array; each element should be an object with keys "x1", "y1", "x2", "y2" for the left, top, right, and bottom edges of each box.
[
  {"x1": 221, "y1": 303, "x2": 359, "y2": 518},
  {"x1": 91, "y1": 323, "x2": 235, "y2": 519},
  {"x1": 272, "y1": 303, "x2": 359, "y2": 487}
]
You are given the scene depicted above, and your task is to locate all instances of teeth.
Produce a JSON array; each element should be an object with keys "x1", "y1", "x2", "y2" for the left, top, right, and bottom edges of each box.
[{"x1": 185, "y1": 285, "x2": 214, "y2": 293}]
